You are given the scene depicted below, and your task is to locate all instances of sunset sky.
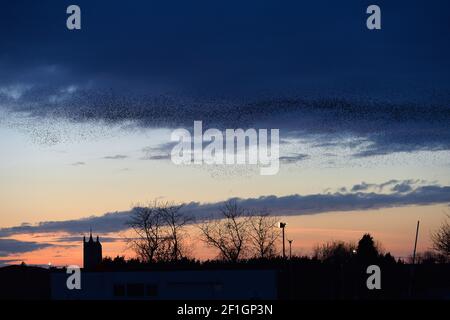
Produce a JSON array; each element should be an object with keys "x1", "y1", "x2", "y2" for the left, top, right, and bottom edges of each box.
[{"x1": 1, "y1": 0, "x2": 450, "y2": 267}]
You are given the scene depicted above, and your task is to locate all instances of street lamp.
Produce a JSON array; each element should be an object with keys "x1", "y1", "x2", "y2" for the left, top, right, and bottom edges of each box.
[{"x1": 279, "y1": 222, "x2": 287, "y2": 258}]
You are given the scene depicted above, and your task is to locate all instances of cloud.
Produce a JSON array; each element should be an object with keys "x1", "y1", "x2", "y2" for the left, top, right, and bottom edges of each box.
[
  {"x1": 145, "y1": 154, "x2": 171, "y2": 160},
  {"x1": 391, "y1": 182, "x2": 413, "y2": 193},
  {"x1": 0, "y1": 238, "x2": 54, "y2": 256},
  {"x1": 378, "y1": 180, "x2": 401, "y2": 190},
  {"x1": 0, "y1": 84, "x2": 31, "y2": 100},
  {"x1": 0, "y1": 259, "x2": 21, "y2": 267},
  {"x1": 0, "y1": 180, "x2": 449, "y2": 237},
  {"x1": 4, "y1": 91, "x2": 450, "y2": 158},
  {"x1": 103, "y1": 154, "x2": 128, "y2": 160},
  {"x1": 350, "y1": 179, "x2": 425, "y2": 193},
  {"x1": 141, "y1": 143, "x2": 175, "y2": 161},
  {"x1": 0, "y1": 211, "x2": 132, "y2": 238},
  {"x1": 279, "y1": 153, "x2": 309, "y2": 164},
  {"x1": 53, "y1": 236, "x2": 121, "y2": 243},
  {"x1": 71, "y1": 162, "x2": 85, "y2": 166},
  {"x1": 351, "y1": 182, "x2": 376, "y2": 192}
]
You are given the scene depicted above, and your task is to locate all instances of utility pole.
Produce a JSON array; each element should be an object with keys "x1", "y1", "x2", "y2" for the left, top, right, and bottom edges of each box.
[
  {"x1": 409, "y1": 220, "x2": 420, "y2": 298},
  {"x1": 412, "y1": 220, "x2": 420, "y2": 265},
  {"x1": 288, "y1": 240, "x2": 293, "y2": 259},
  {"x1": 279, "y1": 222, "x2": 286, "y2": 258}
]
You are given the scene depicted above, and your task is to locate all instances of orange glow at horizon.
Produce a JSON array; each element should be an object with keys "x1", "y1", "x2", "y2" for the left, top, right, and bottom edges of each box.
[{"x1": 0, "y1": 205, "x2": 447, "y2": 267}]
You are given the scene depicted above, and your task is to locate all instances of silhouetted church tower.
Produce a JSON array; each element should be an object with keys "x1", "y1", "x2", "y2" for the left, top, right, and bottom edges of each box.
[{"x1": 83, "y1": 229, "x2": 102, "y2": 270}]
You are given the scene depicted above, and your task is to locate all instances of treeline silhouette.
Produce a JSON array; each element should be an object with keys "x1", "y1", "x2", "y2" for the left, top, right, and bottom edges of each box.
[
  {"x1": 96, "y1": 233, "x2": 449, "y2": 299},
  {"x1": 101, "y1": 205, "x2": 450, "y2": 300},
  {"x1": 101, "y1": 234, "x2": 398, "y2": 271},
  {"x1": 125, "y1": 200, "x2": 450, "y2": 265},
  {"x1": 1, "y1": 203, "x2": 448, "y2": 300}
]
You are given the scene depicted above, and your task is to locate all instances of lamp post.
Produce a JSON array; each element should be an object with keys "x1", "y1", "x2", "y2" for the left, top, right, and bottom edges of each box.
[
  {"x1": 279, "y1": 222, "x2": 286, "y2": 258},
  {"x1": 288, "y1": 240, "x2": 293, "y2": 259}
]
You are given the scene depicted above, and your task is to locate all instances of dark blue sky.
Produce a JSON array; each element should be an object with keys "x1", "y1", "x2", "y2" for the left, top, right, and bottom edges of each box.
[
  {"x1": 1, "y1": 0, "x2": 450, "y2": 154},
  {"x1": 1, "y1": 0, "x2": 449, "y2": 97}
]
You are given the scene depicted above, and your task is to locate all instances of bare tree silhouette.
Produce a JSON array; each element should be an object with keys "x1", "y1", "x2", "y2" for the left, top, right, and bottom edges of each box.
[
  {"x1": 160, "y1": 202, "x2": 192, "y2": 261},
  {"x1": 199, "y1": 201, "x2": 249, "y2": 262},
  {"x1": 432, "y1": 213, "x2": 450, "y2": 259},
  {"x1": 127, "y1": 201, "x2": 191, "y2": 262},
  {"x1": 248, "y1": 211, "x2": 279, "y2": 258},
  {"x1": 127, "y1": 202, "x2": 165, "y2": 262}
]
